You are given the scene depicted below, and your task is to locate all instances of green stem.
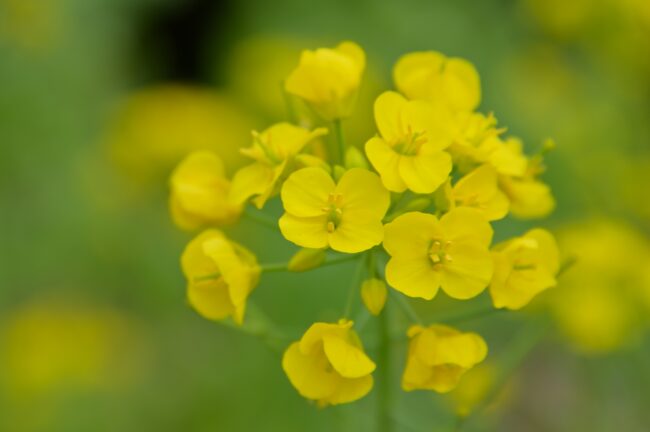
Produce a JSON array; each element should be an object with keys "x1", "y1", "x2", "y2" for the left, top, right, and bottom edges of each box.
[
  {"x1": 388, "y1": 289, "x2": 423, "y2": 325},
  {"x1": 260, "y1": 262, "x2": 289, "y2": 272},
  {"x1": 243, "y1": 207, "x2": 278, "y2": 231},
  {"x1": 333, "y1": 118, "x2": 345, "y2": 164},
  {"x1": 377, "y1": 295, "x2": 392, "y2": 432},
  {"x1": 280, "y1": 80, "x2": 297, "y2": 123},
  {"x1": 343, "y1": 253, "x2": 367, "y2": 318}
]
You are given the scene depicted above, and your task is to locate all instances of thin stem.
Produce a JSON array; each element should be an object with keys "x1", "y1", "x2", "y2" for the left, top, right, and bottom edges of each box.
[
  {"x1": 343, "y1": 253, "x2": 366, "y2": 318},
  {"x1": 333, "y1": 118, "x2": 345, "y2": 164},
  {"x1": 260, "y1": 262, "x2": 289, "y2": 272},
  {"x1": 558, "y1": 254, "x2": 577, "y2": 276},
  {"x1": 280, "y1": 80, "x2": 297, "y2": 123},
  {"x1": 377, "y1": 301, "x2": 393, "y2": 432},
  {"x1": 321, "y1": 253, "x2": 360, "y2": 268},
  {"x1": 388, "y1": 289, "x2": 423, "y2": 325},
  {"x1": 243, "y1": 207, "x2": 278, "y2": 231}
]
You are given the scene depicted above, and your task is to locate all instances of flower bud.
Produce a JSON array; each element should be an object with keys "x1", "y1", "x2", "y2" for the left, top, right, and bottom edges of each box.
[
  {"x1": 361, "y1": 278, "x2": 387, "y2": 315},
  {"x1": 288, "y1": 248, "x2": 326, "y2": 272},
  {"x1": 344, "y1": 146, "x2": 369, "y2": 169}
]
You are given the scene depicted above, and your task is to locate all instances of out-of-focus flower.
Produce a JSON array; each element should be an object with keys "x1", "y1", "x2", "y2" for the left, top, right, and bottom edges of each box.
[
  {"x1": 365, "y1": 91, "x2": 452, "y2": 193},
  {"x1": 169, "y1": 151, "x2": 241, "y2": 230},
  {"x1": 383, "y1": 209, "x2": 493, "y2": 300},
  {"x1": 393, "y1": 51, "x2": 481, "y2": 112},
  {"x1": 548, "y1": 220, "x2": 650, "y2": 354},
  {"x1": 230, "y1": 123, "x2": 327, "y2": 209},
  {"x1": 279, "y1": 167, "x2": 389, "y2": 253},
  {"x1": 285, "y1": 41, "x2": 365, "y2": 121},
  {"x1": 445, "y1": 164, "x2": 510, "y2": 221},
  {"x1": 107, "y1": 85, "x2": 254, "y2": 186},
  {"x1": 282, "y1": 319, "x2": 375, "y2": 406},
  {"x1": 402, "y1": 324, "x2": 487, "y2": 393},
  {"x1": 0, "y1": 300, "x2": 145, "y2": 398},
  {"x1": 181, "y1": 230, "x2": 260, "y2": 325},
  {"x1": 360, "y1": 278, "x2": 387, "y2": 316},
  {"x1": 0, "y1": 0, "x2": 60, "y2": 50},
  {"x1": 490, "y1": 229, "x2": 560, "y2": 309}
]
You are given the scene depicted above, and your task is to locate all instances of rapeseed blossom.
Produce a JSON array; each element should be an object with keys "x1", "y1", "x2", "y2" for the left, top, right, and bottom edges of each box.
[{"x1": 165, "y1": 41, "x2": 565, "y2": 413}]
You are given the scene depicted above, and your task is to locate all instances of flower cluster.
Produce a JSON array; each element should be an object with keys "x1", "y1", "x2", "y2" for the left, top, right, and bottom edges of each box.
[{"x1": 168, "y1": 41, "x2": 559, "y2": 408}]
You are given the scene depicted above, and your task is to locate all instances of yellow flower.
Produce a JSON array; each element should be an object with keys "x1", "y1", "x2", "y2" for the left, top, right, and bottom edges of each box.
[
  {"x1": 365, "y1": 91, "x2": 453, "y2": 193},
  {"x1": 169, "y1": 151, "x2": 242, "y2": 230},
  {"x1": 402, "y1": 324, "x2": 487, "y2": 393},
  {"x1": 282, "y1": 320, "x2": 375, "y2": 406},
  {"x1": 384, "y1": 209, "x2": 494, "y2": 300},
  {"x1": 490, "y1": 229, "x2": 560, "y2": 310},
  {"x1": 285, "y1": 41, "x2": 366, "y2": 120},
  {"x1": 279, "y1": 167, "x2": 389, "y2": 253},
  {"x1": 499, "y1": 175, "x2": 555, "y2": 219},
  {"x1": 447, "y1": 164, "x2": 510, "y2": 221},
  {"x1": 230, "y1": 123, "x2": 328, "y2": 209},
  {"x1": 181, "y1": 230, "x2": 260, "y2": 325},
  {"x1": 361, "y1": 278, "x2": 388, "y2": 315},
  {"x1": 393, "y1": 51, "x2": 481, "y2": 112}
]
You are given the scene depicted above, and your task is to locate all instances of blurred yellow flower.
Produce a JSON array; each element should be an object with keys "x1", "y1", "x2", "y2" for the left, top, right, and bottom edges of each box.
[
  {"x1": 181, "y1": 230, "x2": 260, "y2": 325},
  {"x1": 402, "y1": 324, "x2": 487, "y2": 393},
  {"x1": 230, "y1": 123, "x2": 328, "y2": 209},
  {"x1": 279, "y1": 167, "x2": 389, "y2": 253},
  {"x1": 499, "y1": 174, "x2": 555, "y2": 220},
  {"x1": 287, "y1": 248, "x2": 327, "y2": 272},
  {"x1": 285, "y1": 41, "x2": 366, "y2": 121},
  {"x1": 169, "y1": 151, "x2": 241, "y2": 230},
  {"x1": 361, "y1": 278, "x2": 388, "y2": 316},
  {"x1": 365, "y1": 91, "x2": 452, "y2": 193},
  {"x1": 549, "y1": 220, "x2": 650, "y2": 354},
  {"x1": 393, "y1": 51, "x2": 481, "y2": 112},
  {"x1": 107, "y1": 85, "x2": 254, "y2": 186},
  {"x1": 384, "y1": 209, "x2": 493, "y2": 300},
  {"x1": 490, "y1": 228, "x2": 559, "y2": 309},
  {"x1": 447, "y1": 164, "x2": 510, "y2": 221},
  {"x1": 282, "y1": 319, "x2": 375, "y2": 406}
]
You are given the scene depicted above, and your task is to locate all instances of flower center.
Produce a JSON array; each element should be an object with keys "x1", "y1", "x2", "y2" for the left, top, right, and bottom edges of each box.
[
  {"x1": 394, "y1": 125, "x2": 427, "y2": 156},
  {"x1": 322, "y1": 193, "x2": 343, "y2": 233},
  {"x1": 429, "y1": 240, "x2": 452, "y2": 270}
]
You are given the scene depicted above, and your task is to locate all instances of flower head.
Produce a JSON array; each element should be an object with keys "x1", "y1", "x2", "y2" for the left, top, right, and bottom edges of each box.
[
  {"x1": 169, "y1": 151, "x2": 241, "y2": 230},
  {"x1": 384, "y1": 209, "x2": 493, "y2": 300},
  {"x1": 490, "y1": 228, "x2": 560, "y2": 309},
  {"x1": 279, "y1": 167, "x2": 389, "y2": 253},
  {"x1": 285, "y1": 41, "x2": 365, "y2": 120},
  {"x1": 393, "y1": 51, "x2": 481, "y2": 112},
  {"x1": 230, "y1": 123, "x2": 327, "y2": 209},
  {"x1": 443, "y1": 164, "x2": 510, "y2": 221},
  {"x1": 402, "y1": 324, "x2": 487, "y2": 393},
  {"x1": 365, "y1": 91, "x2": 453, "y2": 193},
  {"x1": 181, "y1": 230, "x2": 260, "y2": 325},
  {"x1": 282, "y1": 319, "x2": 375, "y2": 406}
]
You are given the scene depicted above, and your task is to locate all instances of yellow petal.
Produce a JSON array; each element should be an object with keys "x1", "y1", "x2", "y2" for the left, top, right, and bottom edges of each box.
[
  {"x1": 440, "y1": 208, "x2": 493, "y2": 247},
  {"x1": 426, "y1": 326, "x2": 488, "y2": 368},
  {"x1": 365, "y1": 136, "x2": 407, "y2": 192},
  {"x1": 393, "y1": 51, "x2": 445, "y2": 101},
  {"x1": 374, "y1": 91, "x2": 408, "y2": 142},
  {"x1": 336, "y1": 41, "x2": 366, "y2": 72},
  {"x1": 261, "y1": 123, "x2": 328, "y2": 160},
  {"x1": 299, "y1": 321, "x2": 352, "y2": 355},
  {"x1": 323, "y1": 374, "x2": 373, "y2": 406},
  {"x1": 386, "y1": 256, "x2": 441, "y2": 300},
  {"x1": 336, "y1": 168, "x2": 390, "y2": 217},
  {"x1": 281, "y1": 167, "x2": 335, "y2": 217},
  {"x1": 453, "y1": 165, "x2": 509, "y2": 221},
  {"x1": 282, "y1": 342, "x2": 339, "y2": 400},
  {"x1": 229, "y1": 162, "x2": 274, "y2": 206},
  {"x1": 526, "y1": 228, "x2": 560, "y2": 275},
  {"x1": 383, "y1": 212, "x2": 442, "y2": 258},
  {"x1": 187, "y1": 278, "x2": 234, "y2": 320},
  {"x1": 322, "y1": 335, "x2": 376, "y2": 378},
  {"x1": 169, "y1": 194, "x2": 203, "y2": 231},
  {"x1": 441, "y1": 57, "x2": 481, "y2": 112},
  {"x1": 329, "y1": 218, "x2": 384, "y2": 253},
  {"x1": 441, "y1": 241, "x2": 493, "y2": 299},
  {"x1": 361, "y1": 278, "x2": 388, "y2": 315},
  {"x1": 398, "y1": 151, "x2": 452, "y2": 194},
  {"x1": 279, "y1": 213, "x2": 329, "y2": 249},
  {"x1": 180, "y1": 229, "x2": 224, "y2": 280}
]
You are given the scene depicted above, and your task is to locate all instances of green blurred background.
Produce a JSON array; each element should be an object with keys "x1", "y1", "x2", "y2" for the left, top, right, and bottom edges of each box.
[{"x1": 1, "y1": 0, "x2": 649, "y2": 431}]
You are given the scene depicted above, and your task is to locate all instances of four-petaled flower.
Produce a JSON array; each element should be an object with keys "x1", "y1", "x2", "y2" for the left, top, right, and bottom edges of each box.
[
  {"x1": 490, "y1": 228, "x2": 560, "y2": 309},
  {"x1": 285, "y1": 41, "x2": 365, "y2": 121},
  {"x1": 282, "y1": 320, "x2": 375, "y2": 406},
  {"x1": 279, "y1": 167, "x2": 389, "y2": 253},
  {"x1": 365, "y1": 91, "x2": 453, "y2": 193},
  {"x1": 402, "y1": 324, "x2": 487, "y2": 393},
  {"x1": 181, "y1": 229, "x2": 260, "y2": 325},
  {"x1": 384, "y1": 208, "x2": 494, "y2": 300}
]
